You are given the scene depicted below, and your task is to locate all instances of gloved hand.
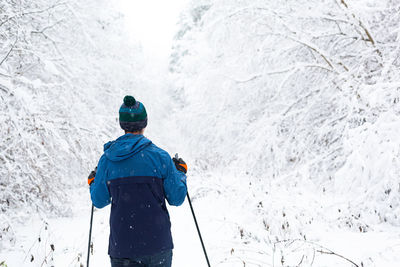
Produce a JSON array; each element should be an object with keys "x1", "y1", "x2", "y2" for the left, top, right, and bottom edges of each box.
[
  {"x1": 173, "y1": 154, "x2": 187, "y2": 174},
  {"x1": 87, "y1": 166, "x2": 97, "y2": 186}
]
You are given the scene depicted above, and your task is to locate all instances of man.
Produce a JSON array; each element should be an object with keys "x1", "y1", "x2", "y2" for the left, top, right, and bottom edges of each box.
[{"x1": 88, "y1": 95, "x2": 188, "y2": 267}]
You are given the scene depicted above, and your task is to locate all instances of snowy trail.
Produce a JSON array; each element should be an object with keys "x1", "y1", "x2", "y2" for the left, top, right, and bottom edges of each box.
[
  {"x1": 2, "y1": 176, "x2": 400, "y2": 267},
  {"x1": 0, "y1": 182, "x2": 210, "y2": 266}
]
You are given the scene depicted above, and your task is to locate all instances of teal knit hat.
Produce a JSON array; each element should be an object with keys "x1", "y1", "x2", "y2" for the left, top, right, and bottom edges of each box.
[{"x1": 119, "y1": 95, "x2": 148, "y2": 132}]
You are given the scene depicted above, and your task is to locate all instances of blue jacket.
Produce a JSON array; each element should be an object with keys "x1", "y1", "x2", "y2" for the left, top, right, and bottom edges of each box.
[{"x1": 90, "y1": 134, "x2": 187, "y2": 258}]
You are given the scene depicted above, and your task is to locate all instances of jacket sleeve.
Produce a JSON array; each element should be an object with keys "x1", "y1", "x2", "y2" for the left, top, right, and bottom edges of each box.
[
  {"x1": 162, "y1": 152, "x2": 187, "y2": 206},
  {"x1": 90, "y1": 155, "x2": 111, "y2": 208}
]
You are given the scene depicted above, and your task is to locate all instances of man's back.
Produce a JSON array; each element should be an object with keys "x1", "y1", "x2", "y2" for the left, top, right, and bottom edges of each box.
[{"x1": 90, "y1": 133, "x2": 187, "y2": 258}]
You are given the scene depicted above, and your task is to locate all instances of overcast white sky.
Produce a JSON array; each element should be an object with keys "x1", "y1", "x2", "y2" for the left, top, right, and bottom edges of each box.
[{"x1": 117, "y1": 0, "x2": 187, "y2": 59}]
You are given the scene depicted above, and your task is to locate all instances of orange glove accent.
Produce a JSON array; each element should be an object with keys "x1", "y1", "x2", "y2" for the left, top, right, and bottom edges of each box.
[
  {"x1": 88, "y1": 167, "x2": 97, "y2": 186},
  {"x1": 178, "y1": 163, "x2": 187, "y2": 173},
  {"x1": 88, "y1": 177, "x2": 95, "y2": 185},
  {"x1": 173, "y1": 154, "x2": 187, "y2": 174}
]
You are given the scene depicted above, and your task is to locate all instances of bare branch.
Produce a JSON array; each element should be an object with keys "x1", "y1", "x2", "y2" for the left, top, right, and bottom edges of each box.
[
  {"x1": 0, "y1": 37, "x2": 18, "y2": 67},
  {"x1": 20, "y1": 2, "x2": 68, "y2": 17},
  {"x1": 0, "y1": 15, "x2": 16, "y2": 27},
  {"x1": 231, "y1": 74, "x2": 262, "y2": 83},
  {"x1": 317, "y1": 249, "x2": 360, "y2": 267},
  {"x1": 274, "y1": 239, "x2": 361, "y2": 267},
  {"x1": 337, "y1": 0, "x2": 376, "y2": 46},
  {"x1": 282, "y1": 88, "x2": 321, "y2": 116},
  {"x1": 0, "y1": 84, "x2": 9, "y2": 93},
  {"x1": 30, "y1": 19, "x2": 65, "y2": 35}
]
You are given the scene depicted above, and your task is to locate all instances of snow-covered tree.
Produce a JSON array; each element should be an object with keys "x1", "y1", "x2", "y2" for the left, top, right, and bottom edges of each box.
[
  {"x1": 171, "y1": 0, "x2": 400, "y2": 265},
  {"x1": 0, "y1": 0, "x2": 144, "y2": 247}
]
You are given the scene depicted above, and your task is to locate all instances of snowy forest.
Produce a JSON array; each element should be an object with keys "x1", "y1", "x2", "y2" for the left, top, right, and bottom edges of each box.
[{"x1": 1, "y1": 0, "x2": 399, "y2": 266}]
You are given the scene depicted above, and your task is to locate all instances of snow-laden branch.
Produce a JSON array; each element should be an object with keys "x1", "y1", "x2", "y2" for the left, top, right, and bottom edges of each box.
[
  {"x1": 336, "y1": 0, "x2": 378, "y2": 49},
  {"x1": 262, "y1": 31, "x2": 347, "y2": 73},
  {"x1": 0, "y1": 37, "x2": 17, "y2": 67}
]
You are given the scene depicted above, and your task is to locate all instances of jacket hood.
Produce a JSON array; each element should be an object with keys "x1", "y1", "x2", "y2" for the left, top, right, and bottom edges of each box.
[{"x1": 104, "y1": 134, "x2": 152, "y2": 162}]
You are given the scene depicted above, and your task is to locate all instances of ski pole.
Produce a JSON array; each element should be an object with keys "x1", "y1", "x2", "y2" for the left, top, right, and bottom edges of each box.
[
  {"x1": 87, "y1": 204, "x2": 94, "y2": 267},
  {"x1": 187, "y1": 191, "x2": 211, "y2": 267}
]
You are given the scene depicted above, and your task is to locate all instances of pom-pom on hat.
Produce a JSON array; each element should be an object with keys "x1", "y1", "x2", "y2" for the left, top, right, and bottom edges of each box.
[{"x1": 119, "y1": 95, "x2": 148, "y2": 132}]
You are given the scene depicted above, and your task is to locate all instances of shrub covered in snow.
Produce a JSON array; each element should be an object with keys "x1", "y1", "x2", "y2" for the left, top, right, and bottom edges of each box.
[{"x1": 171, "y1": 0, "x2": 400, "y2": 264}]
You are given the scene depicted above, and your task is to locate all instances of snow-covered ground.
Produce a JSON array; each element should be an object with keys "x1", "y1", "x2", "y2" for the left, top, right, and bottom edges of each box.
[
  {"x1": 0, "y1": 184, "x2": 207, "y2": 267},
  {"x1": 2, "y1": 172, "x2": 400, "y2": 266}
]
